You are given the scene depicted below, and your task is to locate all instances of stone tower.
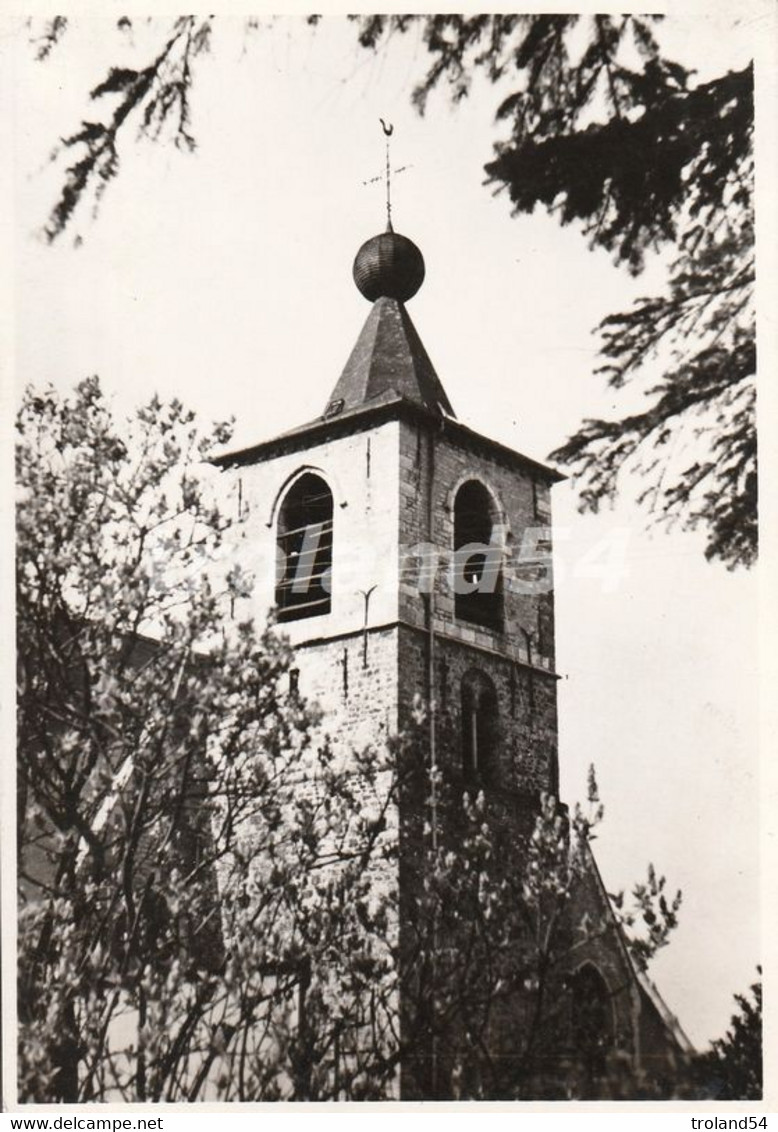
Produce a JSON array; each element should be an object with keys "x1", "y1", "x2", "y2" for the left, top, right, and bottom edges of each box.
[
  {"x1": 215, "y1": 223, "x2": 561, "y2": 800},
  {"x1": 214, "y1": 223, "x2": 691, "y2": 1099}
]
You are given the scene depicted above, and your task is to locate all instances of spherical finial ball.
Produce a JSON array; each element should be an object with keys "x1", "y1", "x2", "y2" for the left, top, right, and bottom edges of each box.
[{"x1": 353, "y1": 231, "x2": 425, "y2": 303}]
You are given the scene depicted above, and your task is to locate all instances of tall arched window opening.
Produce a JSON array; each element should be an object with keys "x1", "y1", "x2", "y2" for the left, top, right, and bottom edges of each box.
[
  {"x1": 461, "y1": 670, "x2": 499, "y2": 790},
  {"x1": 275, "y1": 473, "x2": 333, "y2": 622},
  {"x1": 571, "y1": 964, "x2": 613, "y2": 1094},
  {"x1": 453, "y1": 481, "x2": 503, "y2": 631}
]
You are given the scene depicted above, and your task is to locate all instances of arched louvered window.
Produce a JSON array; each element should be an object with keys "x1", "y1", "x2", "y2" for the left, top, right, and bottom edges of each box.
[
  {"x1": 571, "y1": 964, "x2": 613, "y2": 1092},
  {"x1": 453, "y1": 481, "x2": 503, "y2": 631},
  {"x1": 275, "y1": 473, "x2": 333, "y2": 622},
  {"x1": 461, "y1": 670, "x2": 499, "y2": 790}
]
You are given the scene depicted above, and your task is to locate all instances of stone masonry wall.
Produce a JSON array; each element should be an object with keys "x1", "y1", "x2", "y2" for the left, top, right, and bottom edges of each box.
[
  {"x1": 396, "y1": 417, "x2": 559, "y2": 796},
  {"x1": 397, "y1": 418, "x2": 554, "y2": 665},
  {"x1": 396, "y1": 623, "x2": 558, "y2": 799},
  {"x1": 216, "y1": 410, "x2": 684, "y2": 1098},
  {"x1": 292, "y1": 628, "x2": 399, "y2": 756},
  {"x1": 224, "y1": 418, "x2": 402, "y2": 647}
]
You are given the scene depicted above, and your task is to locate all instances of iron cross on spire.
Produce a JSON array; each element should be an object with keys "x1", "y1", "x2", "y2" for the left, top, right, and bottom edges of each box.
[{"x1": 362, "y1": 119, "x2": 412, "y2": 231}]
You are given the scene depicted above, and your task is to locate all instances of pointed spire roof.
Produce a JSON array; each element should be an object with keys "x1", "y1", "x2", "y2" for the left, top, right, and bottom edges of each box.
[
  {"x1": 324, "y1": 296, "x2": 455, "y2": 419},
  {"x1": 322, "y1": 227, "x2": 455, "y2": 420},
  {"x1": 213, "y1": 214, "x2": 562, "y2": 487}
]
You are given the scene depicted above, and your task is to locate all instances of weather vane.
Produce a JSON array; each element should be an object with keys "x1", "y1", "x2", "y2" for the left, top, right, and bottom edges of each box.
[{"x1": 362, "y1": 118, "x2": 412, "y2": 230}]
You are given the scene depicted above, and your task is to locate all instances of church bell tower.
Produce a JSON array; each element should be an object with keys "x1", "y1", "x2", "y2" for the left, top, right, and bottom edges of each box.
[
  {"x1": 214, "y1": 220, "x2": 565, "y2": 1094},
  {"x1": 213, "y1": 215, "x2": 689, "y2": 1099},
  {"x1": 214, "y1": 220, "x2": 563, "y2": 803}
]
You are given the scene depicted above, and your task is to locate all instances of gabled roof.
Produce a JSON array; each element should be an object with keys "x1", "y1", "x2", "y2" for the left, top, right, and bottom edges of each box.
[
  {"x1": 323, "y1": 296, "x2": 455, "y2": 420},
  {"x1": 635, "y1": 970, "x2": 696, "y2": 1056}
]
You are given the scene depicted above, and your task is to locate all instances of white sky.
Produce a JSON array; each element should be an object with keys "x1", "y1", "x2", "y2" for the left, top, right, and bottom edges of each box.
[{"x1": 6, "y1": 8, "x2": 771, "y2": 1053}]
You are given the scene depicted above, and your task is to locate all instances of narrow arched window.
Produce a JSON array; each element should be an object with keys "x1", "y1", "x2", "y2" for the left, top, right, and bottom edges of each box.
[
  {"x1": 453, "y1": 481, "x2": 503, "y2": 631},
  {"x1": 571, "y1": 964, "x2": 613, "y2": 1091},
  {"x1": 461, "y1": 670, "x2": 499, "y2": 790},
  {"x1": 275, "y1": 473, "x2": 333, "y2": 622}
]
